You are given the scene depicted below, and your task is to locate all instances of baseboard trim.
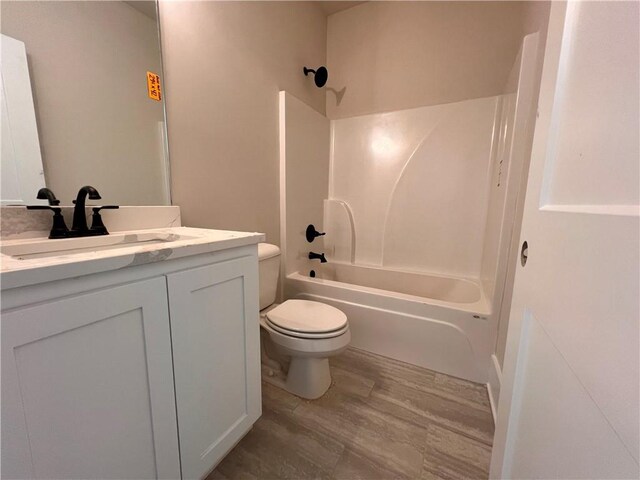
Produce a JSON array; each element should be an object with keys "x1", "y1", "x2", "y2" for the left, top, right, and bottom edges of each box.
[{"x1": 486, "y1": 354, "x2": 502, "y2": 424}]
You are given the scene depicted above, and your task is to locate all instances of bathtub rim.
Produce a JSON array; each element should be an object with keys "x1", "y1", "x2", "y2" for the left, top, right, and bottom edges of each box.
[{"x1": 287, "y1": 270, "x2": 492, "y2": 316}]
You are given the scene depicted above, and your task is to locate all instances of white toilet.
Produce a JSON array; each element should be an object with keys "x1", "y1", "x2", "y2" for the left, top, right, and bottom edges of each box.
[{"x1": 258, "y1": 243, "x2": 350, "y2": 399}]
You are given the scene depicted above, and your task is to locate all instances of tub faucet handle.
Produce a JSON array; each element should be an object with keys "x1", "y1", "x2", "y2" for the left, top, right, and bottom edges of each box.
[
  {"x1": 306, "y1": 224, "x2": 326, "y2": 243},
  {"x1": 309, "y1": 251, "x2": 327, "y2": 263}
]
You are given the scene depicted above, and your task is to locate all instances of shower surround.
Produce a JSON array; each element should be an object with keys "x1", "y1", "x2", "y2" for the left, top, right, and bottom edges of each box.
[
  {"x1": 279, "y1": 33, "x2": 539, "y2": 386},
  {"x1": 326, "y1": 96, "x2": 500, "y2": 278}
]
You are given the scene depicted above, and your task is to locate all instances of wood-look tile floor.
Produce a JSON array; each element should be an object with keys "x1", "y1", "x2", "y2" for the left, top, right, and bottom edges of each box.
[{"x1": 209, "y1": 348, "x2": 494, "y2": 480}]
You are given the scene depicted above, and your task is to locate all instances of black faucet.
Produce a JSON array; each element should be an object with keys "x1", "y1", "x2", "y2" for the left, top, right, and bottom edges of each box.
[
  {"x1": 26, "y1": 205, "x2": 69, "y2": 239},
  {"x1": 71, "y1": 185, "x2": 102, "y2": 235},
  {"x1": 36, "y1": 187, "x2": 60, "y2": 206},
  {"x1": 26, "y1": 188, "x2": 69, "y2": 238},
  {"x1": 26, "y1": 186, "x2": 118, "y2": 239},
  {"x1": 309, "y1": 251, "x2": 327, "y2": 263}
]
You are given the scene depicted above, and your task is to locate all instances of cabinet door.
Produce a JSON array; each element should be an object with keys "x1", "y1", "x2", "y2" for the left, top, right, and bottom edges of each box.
[
  {"x1": 167, "y1": 255, "x2": 261, "y2": 480},
  {"x1": 1, "y1": 278, "x2": 181, "y2": 480}
]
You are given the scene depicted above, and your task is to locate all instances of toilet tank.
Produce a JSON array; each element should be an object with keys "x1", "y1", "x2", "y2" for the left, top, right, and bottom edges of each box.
[{"x1": 258, "y1": 243, "x2": 281, "y2": 310}]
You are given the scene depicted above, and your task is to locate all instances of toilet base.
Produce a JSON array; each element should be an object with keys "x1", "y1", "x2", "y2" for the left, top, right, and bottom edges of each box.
[
  {"x1": 286, "y1": 356, "x2": 332, "y2": 399},
  {"x1": 259, "y1": 311, "x2": 350, "y2": 400},
  {"x1": 261, "y1": 357, "x2": 332, "y2": 400}
]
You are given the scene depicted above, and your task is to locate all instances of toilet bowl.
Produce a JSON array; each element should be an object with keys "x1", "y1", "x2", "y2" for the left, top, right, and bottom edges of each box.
[{"x1": 258, "y1": 244, "x2": 350, "y2": 399}]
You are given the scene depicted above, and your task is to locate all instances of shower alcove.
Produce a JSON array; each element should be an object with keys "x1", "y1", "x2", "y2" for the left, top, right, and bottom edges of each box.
[{"x1": 279, "y1": 33, "x2": 541, "y2": 385}]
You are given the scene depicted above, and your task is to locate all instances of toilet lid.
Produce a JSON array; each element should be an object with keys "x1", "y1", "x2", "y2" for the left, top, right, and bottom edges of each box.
[
  {"x1": 264, "y1": 317, "x2": 349, "y2": 339},
  {"x1": 266, "y1": 299, "x2": 347, "y2": 334}
]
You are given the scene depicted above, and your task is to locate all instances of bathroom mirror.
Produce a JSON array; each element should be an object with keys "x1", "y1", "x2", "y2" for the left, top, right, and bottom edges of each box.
[{"x1": 0, "y1": 0, "x2": 170, "y2": 206}]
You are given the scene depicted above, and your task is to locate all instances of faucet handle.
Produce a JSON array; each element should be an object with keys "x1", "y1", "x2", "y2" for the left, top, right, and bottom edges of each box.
[
  {"x1": 89, "y1": 205, "x2": 119, "y2": 235},
  {"x1": 91, "y1": 205, "x2": 119, "y2": 211},
  {"x1": 26, "y1": 205, "x2": 69, "y2": 238},
  {"x1": 26, "y1": 205, "x2": 56, "y2": 210},
  {"x1": 306, "y1": 224, "x2": 326, "y2": 243}
]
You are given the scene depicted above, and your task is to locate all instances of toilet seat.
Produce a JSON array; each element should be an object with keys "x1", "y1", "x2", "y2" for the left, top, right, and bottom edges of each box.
[
  {"x1": 265, "y1": 299, "x2": 348, "y2": 337},
  {"x1": 264, "y1": 317, "x2": 349, "y2": 339}
]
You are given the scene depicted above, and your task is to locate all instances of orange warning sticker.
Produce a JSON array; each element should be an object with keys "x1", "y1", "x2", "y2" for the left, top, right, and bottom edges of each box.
[{"x1": 147, "y1": 71, "x2": 162, "y2": 101}]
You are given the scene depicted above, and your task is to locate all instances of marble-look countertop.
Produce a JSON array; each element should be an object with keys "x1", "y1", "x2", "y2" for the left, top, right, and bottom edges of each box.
[{"x1": 1, "y1": 227, "x2": 265, "y2": 290}]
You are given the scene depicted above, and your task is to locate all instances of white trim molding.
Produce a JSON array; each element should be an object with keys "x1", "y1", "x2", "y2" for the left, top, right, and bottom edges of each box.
[{"x1": 486, "y1": 353, "x2": 502, "y2": 424}]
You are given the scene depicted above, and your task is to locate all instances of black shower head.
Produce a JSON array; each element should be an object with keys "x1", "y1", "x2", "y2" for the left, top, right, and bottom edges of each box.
[{"x1": 303, "y1": 66, "x2": 328, "y2": 88}]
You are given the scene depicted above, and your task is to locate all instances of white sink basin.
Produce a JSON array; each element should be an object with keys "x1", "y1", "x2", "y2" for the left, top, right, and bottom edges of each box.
[{"x1": 1, "y1": 231, "x2": 199, "y2": 260}]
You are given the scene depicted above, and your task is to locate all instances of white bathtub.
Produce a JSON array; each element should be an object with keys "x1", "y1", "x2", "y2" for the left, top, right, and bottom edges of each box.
[{"x1": 285, "y1": 263, "x2": 495, "y2": 383}]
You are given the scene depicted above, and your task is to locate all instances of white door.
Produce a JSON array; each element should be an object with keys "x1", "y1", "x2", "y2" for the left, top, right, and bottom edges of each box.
[
  {"x1": 167, "y1": 256, "x2": 261, "y2": 480},
  {"x1": 0, "y1": 34, "x2": 46, "y2": 205},
  {"x1": 490, "y1": 2, "x2": 639, "y2": 479},
  {"x1": 1, "y1": 277, "x2": 181, "y2": 479}
]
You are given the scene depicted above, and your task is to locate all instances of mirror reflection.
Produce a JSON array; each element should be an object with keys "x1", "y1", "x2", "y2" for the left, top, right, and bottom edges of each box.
[{"x1": 1, "y1": 0, "x2": 170, "y2": 206}]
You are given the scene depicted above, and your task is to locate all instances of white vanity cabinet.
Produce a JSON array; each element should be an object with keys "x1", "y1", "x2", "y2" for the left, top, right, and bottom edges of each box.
[{"x1": 1, "y1": 243, "x2": 262, "y2": 480}]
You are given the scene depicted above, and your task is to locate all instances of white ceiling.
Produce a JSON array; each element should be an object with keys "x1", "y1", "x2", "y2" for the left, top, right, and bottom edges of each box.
[{"x1": 316, "y1": 1, "x2": 366, "y2": 16}]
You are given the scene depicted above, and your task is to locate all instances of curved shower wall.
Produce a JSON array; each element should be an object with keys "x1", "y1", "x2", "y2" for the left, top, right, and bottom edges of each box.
[
  {"x1": 323, "y1": 199, "x2": 355, "y2": 264},
  {"x1": 327, "y1": 96, "x2": 502, "y2": 278}
]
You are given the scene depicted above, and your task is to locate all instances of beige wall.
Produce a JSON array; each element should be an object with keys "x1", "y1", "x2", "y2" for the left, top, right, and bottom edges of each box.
[
  {"x1": 159, "y1": 1, "x2": 326, "y2": 245},
  {"x1": 326, "y1": 1, "x2": 528, "y2": 119},
  {"x1": 1, "y1": 1, "x2": 167, "y2": 205}
]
